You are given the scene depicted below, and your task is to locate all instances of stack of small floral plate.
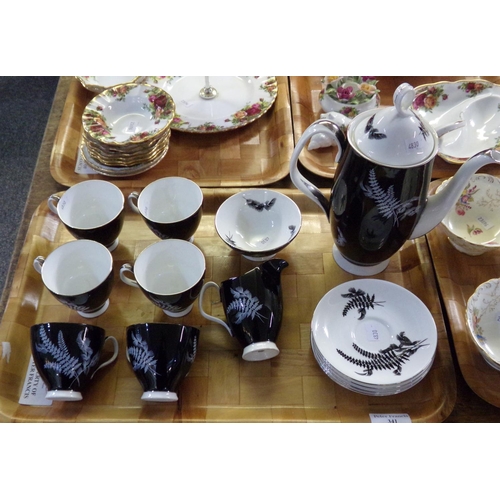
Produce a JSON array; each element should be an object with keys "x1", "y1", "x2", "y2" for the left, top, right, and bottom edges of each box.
[
  {"x1": 311, "y1": 279, "x2": 438, "y2": 396},
  {"x1": 80, "y1": 83, "x2": 175, "y2": 176}
]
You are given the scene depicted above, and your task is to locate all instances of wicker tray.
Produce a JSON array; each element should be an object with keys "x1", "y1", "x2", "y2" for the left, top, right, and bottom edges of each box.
[
  {"x1": 290, "y1": 76, "x2": 500, "y2": 179},
  {"x1": 427, "y1": 179, "x2": 500, "y2": 408},
  {"x1": 50, "y1": 77, "x2": 293, "y2": 188},
  {"x1": 0, "y1": 189, "x2": 456, "y2": 422}
]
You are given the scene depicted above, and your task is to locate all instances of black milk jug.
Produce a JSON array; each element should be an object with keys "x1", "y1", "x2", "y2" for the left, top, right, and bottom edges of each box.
[{"x1": 290, "y1": 83, "x2": 500, "y2": 276}]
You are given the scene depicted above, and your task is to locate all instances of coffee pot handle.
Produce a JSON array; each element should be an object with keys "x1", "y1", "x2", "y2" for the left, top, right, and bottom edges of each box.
[
  {"x1": 198, "y1": 281, "x2": 233, "y2": 337},
  {"x1": 289, "y1": 119, "x2": 347, "y2": 218},
  {"x1": 90, "y1": 336, "x2": 119, "y2": 379}
]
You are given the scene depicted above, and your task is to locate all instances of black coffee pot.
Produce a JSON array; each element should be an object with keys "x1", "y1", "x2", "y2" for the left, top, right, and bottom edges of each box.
[{"x1": 290, "y1": 83, "x2": 500, "y2": 276}]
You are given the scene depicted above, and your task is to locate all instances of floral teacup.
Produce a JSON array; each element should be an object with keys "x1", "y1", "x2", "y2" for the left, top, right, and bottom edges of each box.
[{"x1": 319, "y1": 76, "x2": 380, "y2": 117}]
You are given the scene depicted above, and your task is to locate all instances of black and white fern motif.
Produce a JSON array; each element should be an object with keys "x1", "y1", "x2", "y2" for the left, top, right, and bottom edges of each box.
[
  {"x1": 224, "y1": 231, "x2": 237, "y2": 247},
  {"x1": 341, "y1": 287, "x2": 385, "y2": 320},
  {"x1": 364, "y1": 115, "x2": 387, "y2": 140},
  {"x1": 336, "y1": 227, "x2": 347, "y2": 247},
  {"x1": 226, "y1": 286, "x2": 266, "y2": 324},
  {"x1": 186, "y1": 335, "x2": 198, "y2": 363},
  {"x1": 34, "y1": 325, "x2": 99, "y2": 386},
  {"x1": 361, "y1": 169, "x2": 421, "y2": 225},
  {"x1": 336, "y1": 332, "x2": 428, "y2": 376},
  {"x1": 127, "y1": 332, "x2": 158, "y2": 376},
  {"x1": 288, "y1": 225, "x2": 296, "y2": 240},
  {"x1": 245, "y1": 197, "x2": 276, "y2": 212}
]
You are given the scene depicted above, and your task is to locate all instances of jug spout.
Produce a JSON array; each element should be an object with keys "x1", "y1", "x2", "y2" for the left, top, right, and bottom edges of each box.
[
  {"x1": 260, "y1": 259, "x2": 289, "y2": 279},
  {"x1": 410, "y1": 148, "x2": 500, "y2": 239}
]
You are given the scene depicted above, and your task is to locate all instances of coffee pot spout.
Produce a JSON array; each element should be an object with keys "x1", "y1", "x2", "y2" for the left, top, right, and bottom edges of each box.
[{"x1": 410, "y1": 148, "x2": 500, "y2": 239}]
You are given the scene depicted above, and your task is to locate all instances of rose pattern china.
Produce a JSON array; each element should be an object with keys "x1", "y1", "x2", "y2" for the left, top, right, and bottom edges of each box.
[
  {"x1": 413, "y1": 78, "x2": 500, "y2": 163},
  {"x1": 143, "y1": 76, "x2": 278, "y2": 133}
]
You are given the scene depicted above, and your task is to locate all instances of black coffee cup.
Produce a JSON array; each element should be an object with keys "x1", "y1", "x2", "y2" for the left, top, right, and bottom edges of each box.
[
  {"x1": 48, "y1": 180, "x2": 125, "y2": 251},
  {"x1": 120, "y1": 239, "x2": 205, "y2": 317},
  {"x1": 30, "y1": 322, "x2": 119, "y2": 401},
  {"x1": 33, "y1": 240, "x2": 114, "y2": 318},
  {"x1": 128, "y1": 176, "x2": 203, "y2": 241},
  {"x1": 126, "y1": 323, "x2": 199, "y2": 402}
]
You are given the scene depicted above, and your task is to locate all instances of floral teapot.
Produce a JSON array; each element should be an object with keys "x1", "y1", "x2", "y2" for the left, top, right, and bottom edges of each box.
[{"x1": 290, "y1": 83, "x2": 500, "y2": 276}]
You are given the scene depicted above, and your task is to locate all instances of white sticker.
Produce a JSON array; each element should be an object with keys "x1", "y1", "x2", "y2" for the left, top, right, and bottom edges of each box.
[
  {"x1": 180, "y1": 99, "x2": 193, "y2": 107},
  {"x1": 405, "y1": 138, "x2": 422, "y2": 154},
  {"x1": 74, "y1": 150, "x2": 97, "y2": 175},
  {"x1": 1, "y1": 342, "x2": 11, "y2": 362},
  {"x1": 363, "y1": 322, "x2": 381, "y2": 342},
  {"x1": 476, "y1": 215, "x2": 494, "y2": 231},
  {"x1": 126, "y1": 121, "x2": 137, "y2": 133},
  {"x1": 18, "y1": 356, "x2": 52, "y2": 406},
  {"x1": 369, "y1": 413, "x2": 411, "y2": 423}
]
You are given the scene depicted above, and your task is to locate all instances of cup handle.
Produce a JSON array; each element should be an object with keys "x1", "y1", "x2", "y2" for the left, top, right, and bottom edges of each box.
[
  {"x1": 127, "y1": 192, "x2": 141, "y2": 214},
  {"x1": 47, "y1": 194, "x2": 60, "y2": 215},
  {"x1": 33, "y1": 256, "x2": 45, "y2": 274},
  {"x1": 198, "y1": 281, "x2": 233, "y2": 337},
  {"x1": 120, "y1": 263, "x2": 139, "y2": 288},
  {"x1": 91, "y1": 335, "x2": 119, "y2": 378}
]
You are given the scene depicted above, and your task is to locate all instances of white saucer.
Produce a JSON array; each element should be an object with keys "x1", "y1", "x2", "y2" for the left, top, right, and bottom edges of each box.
[{"x1": 311, "y1": 279, "x2": 437, "y2": 394}]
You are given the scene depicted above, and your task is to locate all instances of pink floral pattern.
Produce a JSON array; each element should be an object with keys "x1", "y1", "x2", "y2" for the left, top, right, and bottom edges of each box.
[
  {"x1": 82, "y1": 109, "x2": 115, "y2": 140},
  {"x1": 412, "y1": 85, "x2": 448, "y2": 112},
  {"x1": 143, "y1": 87, "x2": 175, "y2": 125},
  {"x1": 455, "y1": 182, "x2": 480, "y2": 216},
  {"x1": 226, "y1": 98, "x2": 272, "y2": 126}
]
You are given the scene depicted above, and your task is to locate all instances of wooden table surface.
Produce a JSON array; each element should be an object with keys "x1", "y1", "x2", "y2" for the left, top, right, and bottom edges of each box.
[{"x1": 1, "y1": 76, "x2": 500, "y2": 422}]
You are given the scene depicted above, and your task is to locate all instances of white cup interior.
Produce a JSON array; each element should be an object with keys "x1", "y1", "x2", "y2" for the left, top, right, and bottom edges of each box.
[
  {"x1": 134, "y1": 240, "x2": 205, "y2": 295},
  {"x1": 57, "y1": 180, "x2": 124, "y2": 229},
  {"x1": 41, "y1": 240, "x2": 113, "y2": 295},
  {"x1": 138, "y1": 177, "x2": 203, "y2": 223}
]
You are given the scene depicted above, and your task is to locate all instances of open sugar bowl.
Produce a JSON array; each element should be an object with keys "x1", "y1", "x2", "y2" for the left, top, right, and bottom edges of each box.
[
  {"x1": 437, "y1": 173, "x2": 500, "y2": 256},
  {"x1": 215, "y1": 189, "x2": 302, "y2": 261},
  {"x1": 466, "y1": 278, "x2": 500, "y2": 370}
]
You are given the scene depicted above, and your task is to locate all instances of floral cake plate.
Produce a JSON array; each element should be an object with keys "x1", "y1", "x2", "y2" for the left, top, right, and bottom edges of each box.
[
  {"x1": 143, "y1": 76, "x2": 278, "y2": 133},
  {"x1": 413, "y1": 79, "x2": 500, "y2": 164},
  {"x1": 311, "y1": 279, "x2": 437, "y2": 394}
]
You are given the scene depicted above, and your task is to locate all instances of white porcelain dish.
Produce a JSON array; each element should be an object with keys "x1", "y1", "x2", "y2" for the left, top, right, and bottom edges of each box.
[
  {"x1": 466, "y1": 278, "x2": 500, "y2": 370},
  {"x1": 82, "y1": 83, "x2": 175, "y2": 145},
  {"x1": 143, "y1": 76, "x2": 278, "y2": 133},
  {"x1": 80, "y1": 138, "x2": 170, "y2": 177},
  {"x1": 413, "y1": 79, "x2": 500, "y2": 164},
  {"x1": 311, "y1": 279, "x2": 437, "y2": 395},
  {"x1": 437, "y1": 174, "x2": 500, "y2": 255},
  {"x1": 76, "y1": 76, "x2": 142, "y2": 93},
  {"x1": 215, "y1": 189, "x2": 301, "y2": 261}
]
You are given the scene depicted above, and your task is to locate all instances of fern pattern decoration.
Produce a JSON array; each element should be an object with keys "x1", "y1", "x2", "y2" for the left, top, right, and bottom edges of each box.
[
  {"x1": 226, "y1": 286, "x2": 267, "y2": 325},
  {"x1": 364, "y1": 115, "x2": 387, "y2": 140},
  {"x1": 245, "y1": 197, "x2": 276, "y2": 212},
  {"x1": 361, "y1": 169, "x2": 421, "y2": 226},
  {"x1": 127, "y1": 332, "x2": 159, "y2": 376},
  {"x1": 341, "y1": 287, "x2": 385, "y2": 320},
  {"x1": 34, "y1": 325, "x2": 100, "y2": 387},
  {"x1": 336, "y1": 332, "x2": 428, "y2": 376}
]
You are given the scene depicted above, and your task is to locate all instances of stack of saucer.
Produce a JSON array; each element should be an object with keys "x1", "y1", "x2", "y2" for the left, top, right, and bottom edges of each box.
[
  {"x1": 81, "y1": 83, "x2": 175, "y2": 176},
  {"x1": 466, "y1": 278, "x2": 500, "y2": 371},
  {"x1": 311, "y1": 279, "x2": 437, "y2": 396}
]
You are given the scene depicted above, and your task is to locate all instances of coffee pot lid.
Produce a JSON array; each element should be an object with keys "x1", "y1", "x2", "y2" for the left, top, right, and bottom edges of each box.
[{"x1": 349, "y1": 83, "x2": 438, "y2": 167}]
